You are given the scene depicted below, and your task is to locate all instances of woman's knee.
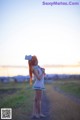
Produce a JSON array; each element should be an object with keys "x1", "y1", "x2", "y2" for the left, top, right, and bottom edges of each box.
[
  {"x1": 34, "y1": 97, "x2": 41, "y2": 103},
  {"x1": 34, "y1": 90, "x2": 42, "y2": 102}
]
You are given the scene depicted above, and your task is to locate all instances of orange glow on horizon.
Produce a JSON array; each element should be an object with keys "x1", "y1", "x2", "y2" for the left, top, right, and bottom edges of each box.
[{"x1": 0, "y1": 65, "x2": 80, "y2": 77}]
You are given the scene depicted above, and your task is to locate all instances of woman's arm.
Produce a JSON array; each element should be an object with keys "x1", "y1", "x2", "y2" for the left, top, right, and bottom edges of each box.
[{"x1": 32, "y1": 68, "x2": 44, "y2": 80}]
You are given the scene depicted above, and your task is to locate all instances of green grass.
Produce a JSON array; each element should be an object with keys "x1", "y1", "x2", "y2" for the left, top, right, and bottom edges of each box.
[
  {"x1": 60, "y1": 82, "x2": 80, "y2": 97},
  {"x1": 53, "y1": 79, "x2": 80, "y2": 97},
  {"x1": 0, "y1": 82, "x2": 34, "y2": 120}
]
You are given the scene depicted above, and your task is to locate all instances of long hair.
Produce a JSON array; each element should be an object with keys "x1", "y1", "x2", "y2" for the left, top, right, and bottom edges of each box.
[{"x1": 28, "y1": 56, "x2": 38, "y2": 85}]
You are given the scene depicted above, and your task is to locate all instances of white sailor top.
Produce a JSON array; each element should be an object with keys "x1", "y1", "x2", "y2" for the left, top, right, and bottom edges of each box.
[{"x1": 32, "y1": 65, "x2": 45, "y2": 90}]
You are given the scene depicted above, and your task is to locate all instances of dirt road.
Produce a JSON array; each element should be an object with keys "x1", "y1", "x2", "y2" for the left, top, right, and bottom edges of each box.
[
  {"x1": 31, "y1": 83, "x2": 80, "y2": 120},
  {"x1": 46, "y1": 84, "x2": 80, "y2": 120}
]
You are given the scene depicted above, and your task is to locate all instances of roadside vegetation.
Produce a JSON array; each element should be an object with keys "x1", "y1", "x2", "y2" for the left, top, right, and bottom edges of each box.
[{"x1": 0, "y1": 82, "x2": 34, "y2": 120}]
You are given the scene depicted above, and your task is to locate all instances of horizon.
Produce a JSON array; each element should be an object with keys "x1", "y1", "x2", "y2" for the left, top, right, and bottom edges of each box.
[
  {"x1": 0, "y1": 64, "x2": 80, "y2": 77},
  {"x1": 0, "y1": 64, "x2": 80, "y2": 68}
]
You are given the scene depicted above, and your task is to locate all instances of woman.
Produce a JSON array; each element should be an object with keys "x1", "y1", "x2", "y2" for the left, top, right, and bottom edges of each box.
[{"x1": 25, "y1": 55, "x2": 46, "y2": 118}]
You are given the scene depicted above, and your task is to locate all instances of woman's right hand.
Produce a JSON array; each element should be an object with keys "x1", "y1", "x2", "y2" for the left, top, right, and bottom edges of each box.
[{"x1": 41, "y1": 68, "x2": 46, "y2": 75}]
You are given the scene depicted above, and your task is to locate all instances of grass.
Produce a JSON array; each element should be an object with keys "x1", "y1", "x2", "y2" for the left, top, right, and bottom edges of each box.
[
  {"x1": 0, "y1": 82, "x2": 34, "y2": 120},
  {"x1": 60, "y1": 82, "x2": 80, "y2": 97},
  {"x1": 52, "y1": 79, "x2": 80, "y2": 97}
]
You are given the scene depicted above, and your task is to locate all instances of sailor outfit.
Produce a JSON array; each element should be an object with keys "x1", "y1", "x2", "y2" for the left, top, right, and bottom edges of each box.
[{"x1": 32, "y1": 65, "x2": 45, "y2": 90}]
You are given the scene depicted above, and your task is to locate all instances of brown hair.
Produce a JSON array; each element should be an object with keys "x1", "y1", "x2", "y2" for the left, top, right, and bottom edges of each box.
[{"x1": 28, "y1": 56, "x2": 38, "y2": 85}]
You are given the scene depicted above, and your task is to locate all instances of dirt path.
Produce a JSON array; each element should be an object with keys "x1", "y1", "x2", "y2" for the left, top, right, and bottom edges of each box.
[
  {"x1": 31, "y1": 84, "x2": 80, "y2": 120},
  {"x1": 46, "y1": 84, "x2": 80, "y2": 120}
]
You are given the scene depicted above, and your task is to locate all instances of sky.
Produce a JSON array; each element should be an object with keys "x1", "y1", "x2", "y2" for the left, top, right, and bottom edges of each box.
[{"x1": 0, "y1": 0, "x2": 80, "y2": 66}]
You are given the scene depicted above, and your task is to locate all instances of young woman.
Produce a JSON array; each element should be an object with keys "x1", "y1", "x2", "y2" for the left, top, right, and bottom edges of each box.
[{"x1": 25, "y1": 55, "x2": 46, "y2": 118}]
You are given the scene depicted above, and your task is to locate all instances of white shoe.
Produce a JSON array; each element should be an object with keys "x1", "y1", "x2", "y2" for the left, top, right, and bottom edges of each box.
[{"x1": 40, "y1": 113, "x2": 46, "y2": 118}]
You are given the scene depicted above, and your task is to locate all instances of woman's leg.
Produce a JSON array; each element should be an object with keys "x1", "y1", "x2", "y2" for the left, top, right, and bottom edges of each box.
[
  {"x1": 36, "y1": 90, "x2": 42, "y2": 114},
  {"x1": 32, "y1": 90, "x2": 38, "y2": 115},
  {"x1": 33, "y1": 90, "x2": 42, "y2": 116},
  {"x1": 32, "y1": 98, "x2": 36, "y2": 115},
  {"x1": 36, "y1": 90, "x2": 45, "y2": 117},
  {"x1": 32, "y1": 90, "x2": 45, "y2": 118}
]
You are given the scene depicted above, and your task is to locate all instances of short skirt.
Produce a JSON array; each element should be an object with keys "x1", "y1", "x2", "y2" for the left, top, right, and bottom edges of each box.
[{"x1": 32, "y1": 86, "x2": 45, "y2": 90}]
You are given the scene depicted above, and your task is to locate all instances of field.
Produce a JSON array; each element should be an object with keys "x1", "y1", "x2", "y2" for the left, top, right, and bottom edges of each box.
[
  {"x1": 0, "y1": 82, "x2": 34, "y2": 120},
  {"x1": 52, "y1": 79, "x2": 80, "y2": 98},
  {"x1": 0, "y1": 79, "x2": 80, "y2": 120}
]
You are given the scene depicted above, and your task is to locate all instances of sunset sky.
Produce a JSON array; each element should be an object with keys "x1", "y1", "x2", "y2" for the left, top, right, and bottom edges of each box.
[{"x1": 0, "y1": 0, "x2": 80, "y2": 67}]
